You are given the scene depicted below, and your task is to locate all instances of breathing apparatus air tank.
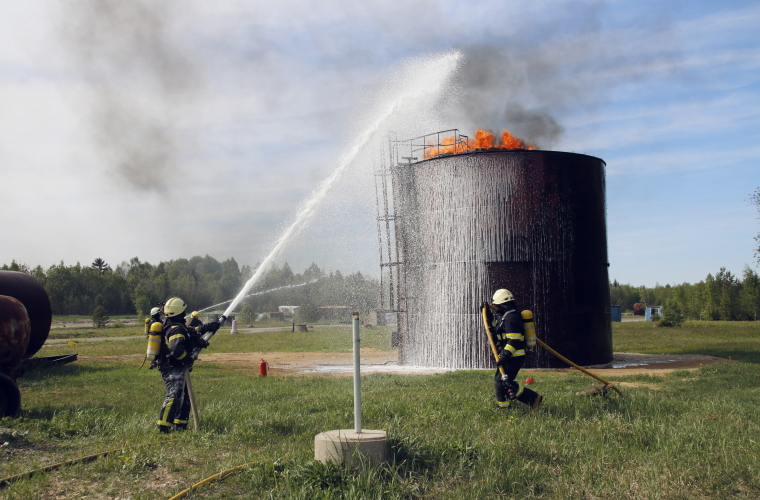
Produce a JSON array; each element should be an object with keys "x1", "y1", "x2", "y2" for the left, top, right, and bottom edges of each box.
[
  {"x1": 521, "y1": 310, "x2": 536, "y2": 349},
  {"x1": 146, "y1": 321, "x2": 163, "y2": 363}
]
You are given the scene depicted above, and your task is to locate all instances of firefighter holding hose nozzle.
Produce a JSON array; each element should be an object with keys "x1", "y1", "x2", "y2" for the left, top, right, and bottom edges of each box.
[
  {"x1": 153, "y1": 297, "x2": 219, "y2": 433},
  {"x1": 485, "y1": 289, "x2": 542, "y2": 410},
  {"x1": 187, "y1": 310, "x2": 202, "y2": 328}
]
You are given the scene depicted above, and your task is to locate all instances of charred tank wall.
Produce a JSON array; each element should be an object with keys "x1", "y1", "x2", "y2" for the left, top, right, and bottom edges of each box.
[{"x1": 392, "y1": 150, "x2": 611, "y2": 369}]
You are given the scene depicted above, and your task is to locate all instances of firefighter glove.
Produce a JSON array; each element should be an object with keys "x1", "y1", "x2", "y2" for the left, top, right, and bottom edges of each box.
[
  {"x1": 195, "y1": 337, "x2": 209, "y2": 349},
  {"x1": 199, "y1": 321, "x2": 219, "y2": 335}
]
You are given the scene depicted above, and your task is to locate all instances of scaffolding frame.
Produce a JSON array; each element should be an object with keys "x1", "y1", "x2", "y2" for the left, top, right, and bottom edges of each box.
[{"x1": 374, "y1": 130, "x2": 468, "y2": 344}]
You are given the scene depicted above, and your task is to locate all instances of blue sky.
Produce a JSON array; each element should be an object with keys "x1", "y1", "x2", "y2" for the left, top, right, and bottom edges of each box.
[{"x1": 0, "y1": 0, "x2": 758, "y2": 288}]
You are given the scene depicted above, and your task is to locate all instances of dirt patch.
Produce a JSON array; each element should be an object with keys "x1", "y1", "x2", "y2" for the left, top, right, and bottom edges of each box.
[
  {"x1": 198, "y1": 348, "x2": 405, "y2": 377},
  {"x1": 574, "y1": 352, "x2": 730, "y2": 376}
]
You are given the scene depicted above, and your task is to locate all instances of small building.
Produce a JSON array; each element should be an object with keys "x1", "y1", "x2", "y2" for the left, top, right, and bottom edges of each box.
[
  {"x1": 610, "y1": 305, "x2": 622, "y2": 322},
  {"x1": 258, "y1": 311, "x2": 285, "y2": 321},
  {"x1": 278, "y1": 305, "x2": 300, "y2": 319},
  {"x1": 646, "y1": 306, "x2": 662, "y2": 322}
]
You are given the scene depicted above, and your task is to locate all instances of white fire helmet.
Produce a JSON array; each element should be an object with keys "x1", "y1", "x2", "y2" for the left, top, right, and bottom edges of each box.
[
  {"x1": 150, "y1": 307, "x2": 161, "y2": 316},
  {"x1": 492, "y1": 289, "x2": 515, "y2": 305},
  {"x1": 164, "y1": 297, "x2": 187, "y2": 318}
]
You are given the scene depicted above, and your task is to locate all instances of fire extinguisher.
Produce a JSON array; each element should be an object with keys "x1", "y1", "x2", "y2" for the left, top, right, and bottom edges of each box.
[{"x1": 259, "y1": 358, "x2": 269, "y2": 377}]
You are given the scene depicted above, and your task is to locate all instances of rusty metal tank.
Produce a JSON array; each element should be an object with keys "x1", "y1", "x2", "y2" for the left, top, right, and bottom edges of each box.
[
  {"x1": 392, "y1": 150, "x2": 612, "y2": 368},
  {"x1": 0, "y1": 271, "x2": 52, "y2": 416},
  {"x1": 0, "y1": 271, "x2": 52, "y2": 360},
  {"x1": 0, "y1": 296, "x2": 31, "y2": 371}
]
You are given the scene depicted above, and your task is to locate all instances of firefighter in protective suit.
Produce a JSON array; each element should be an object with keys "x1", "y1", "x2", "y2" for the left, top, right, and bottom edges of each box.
[
  {"x1": 489, "y1": 289, "x2": 542, "y2": 410},
  {"x1": 144, "y1": 307, "x2": 162, "y2": 338},
  {"x1": 156, "y1": 297, "x2": 219, "y2": 433},
  {"x1": 187, "y1": 311, "x2": 202, "y2": 328}
]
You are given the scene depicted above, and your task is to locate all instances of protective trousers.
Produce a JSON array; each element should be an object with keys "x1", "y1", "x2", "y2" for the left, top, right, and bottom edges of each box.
[
  {"x1": 493, "y1": 357, "x2": 540, "y2": 408},
  {"x1": 157, "y1": 365, "x2": 191, "y2": 431}
]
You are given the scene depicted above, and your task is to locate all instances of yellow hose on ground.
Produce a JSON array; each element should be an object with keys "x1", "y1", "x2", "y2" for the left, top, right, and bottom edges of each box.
[
  {"x1": 167, "y1": 455, "x2": 288, "y2": 500},
  {"x1": 483, "y1": 303, "x2": 622, "y2": 397},
  {"x1": 0, "y1": 440, "x2": 173, "y2": 489},
  {"x1": 167, "y1": 461, "x2": 264, "y2": 500},
  {"x1": 534, "y1": 338, "x2": 623, "y2": 397}
]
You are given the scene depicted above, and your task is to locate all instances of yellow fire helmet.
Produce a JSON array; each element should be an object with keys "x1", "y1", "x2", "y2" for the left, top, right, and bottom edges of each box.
[
  {"x1": 492, "y1": 289, "x2": 515, "y2": 305},
  {"x1": 164, "y1": 297, "x2": 187, "y2": 318},
  {"x1": 190, "y1": 311, "x2": 200, "y2": 318}
]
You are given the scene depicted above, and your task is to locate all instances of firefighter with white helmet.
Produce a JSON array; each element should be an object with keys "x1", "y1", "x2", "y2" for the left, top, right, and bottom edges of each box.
[
  {"x1": 488, "y1": 289, "x2": 542, "y2": 410},
  {"x1": 144, "y1": 306, "x2": 162, "y2": 338},
  {"x1": 154, "y1": 297, "x2": 219, "y2": 433}
]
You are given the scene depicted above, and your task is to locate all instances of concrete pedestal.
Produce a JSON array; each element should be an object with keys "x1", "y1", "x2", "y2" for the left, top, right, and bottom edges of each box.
[{"x1": 314, "y1": 430, "x2": 387, "y2": 468}]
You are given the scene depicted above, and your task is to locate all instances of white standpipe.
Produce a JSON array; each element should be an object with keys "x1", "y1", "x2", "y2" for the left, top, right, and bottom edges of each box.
[{"x1": 353, "y1": 312, "x2": 361, "y2": 433}]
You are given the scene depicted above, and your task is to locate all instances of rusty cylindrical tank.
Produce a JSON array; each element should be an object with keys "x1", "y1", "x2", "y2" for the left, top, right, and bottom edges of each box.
[
  {"x1": 0, "y1": 295, "x2": 31, "y2": 371},
  {"x1": 0, "y1": 271, "x2": 52, "y2": 416},
  {"x1": 0, "y1": 271, "x2": 52, "y2": 360},
  {"x1": 392, "y1": 150, "x2": 612, "y2": 368},
  {"x1": 0, "y1": 296, "x2": 29, "y2": 417}
]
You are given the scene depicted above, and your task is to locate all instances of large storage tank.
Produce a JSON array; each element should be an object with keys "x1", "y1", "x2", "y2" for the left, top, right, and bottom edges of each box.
[{"x1": 392, "y1": 150, "x2": 611, "y2": 369}]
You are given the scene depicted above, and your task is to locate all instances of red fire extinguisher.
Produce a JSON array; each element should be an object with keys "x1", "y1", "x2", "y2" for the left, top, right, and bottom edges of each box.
[{"x1": 259, "y1": 358, "x2": 269, "y2": 377}]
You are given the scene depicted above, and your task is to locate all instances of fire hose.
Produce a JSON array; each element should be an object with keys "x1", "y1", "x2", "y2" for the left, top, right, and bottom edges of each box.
[
  {"x1": 167, "y1": 455, "x2": 288, "y2": 500},
  {"x1": 167, "y1": 460, "x2": 265, "y2": 500},
  {"x1": 0, "y1": 440, "x2": 172, "y2": 489},
  {"x1": 481, "y1": 304, "x2": 622, "y2": 397}
]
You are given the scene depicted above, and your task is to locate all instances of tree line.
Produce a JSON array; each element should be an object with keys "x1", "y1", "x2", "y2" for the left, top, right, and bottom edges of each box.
[
  {"x1": 0, "y1": 256, "x2": 380, "y2": 318},
  {"x1": 610, "y1": 266, "x2": 760, "y2": 321}
]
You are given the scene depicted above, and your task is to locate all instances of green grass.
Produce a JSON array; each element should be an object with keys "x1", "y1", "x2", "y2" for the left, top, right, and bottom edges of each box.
[
  {"x1": 52, "y1": 315, "x2": 138, "y2": 322},
  {"x1": 613, "y1": 320, "x2": 760, "y2": 363},
  {"x1": 47, "y1": 325, "x2": 145, "y2": 340},
  {"x1": 3, "y1": 322, "x2": 760, "y2": 499}
]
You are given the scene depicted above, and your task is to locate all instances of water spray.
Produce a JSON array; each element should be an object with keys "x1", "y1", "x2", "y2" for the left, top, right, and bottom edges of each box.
[
  {"x1": 220, "y1": 51, "x2": 462, "y2": 320},
  {"x1": 196, "y1": 279, "x2": 319, "y2": 314}
]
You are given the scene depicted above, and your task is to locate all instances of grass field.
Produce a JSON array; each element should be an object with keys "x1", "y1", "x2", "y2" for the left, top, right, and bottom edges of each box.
[
  {"x1": 613, "y1": 320, "x2": 760, "y2": 363},
  {"x1": 46, "y1": 321, "x2": 338, "y2": 340},
  {"x1": 2, "y1": 322, "x2": 760, "y2": 499}
]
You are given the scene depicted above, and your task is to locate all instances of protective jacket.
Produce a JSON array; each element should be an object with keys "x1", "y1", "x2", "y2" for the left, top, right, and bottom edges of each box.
[
  {"x1": 491, "y1": 306, "x2": 526, "y2": 361},
  {"x1": 187, "y1": 317, "x2": 203, "y2": 329},
  {"x1": 161, "y1": 319, "x2": 209, "y2": 368}
]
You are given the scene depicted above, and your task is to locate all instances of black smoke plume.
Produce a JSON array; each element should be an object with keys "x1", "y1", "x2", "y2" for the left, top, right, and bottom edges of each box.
[{"x1": 60, "y1": 0, "x2": 201, "y2": 192}]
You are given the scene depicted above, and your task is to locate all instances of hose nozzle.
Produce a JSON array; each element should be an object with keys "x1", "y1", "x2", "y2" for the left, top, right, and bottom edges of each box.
[{"x1": 219, "y1": 315, "x2": 228, "y2": 327}]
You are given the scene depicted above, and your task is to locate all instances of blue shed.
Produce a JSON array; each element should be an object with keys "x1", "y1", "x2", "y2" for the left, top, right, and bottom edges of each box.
[
  {"x1": 646, "y1": 306, "x2": 662, "y2": 321},
  {"x1": 610, "y1": 305, "x2": 622, "y2": 322}
]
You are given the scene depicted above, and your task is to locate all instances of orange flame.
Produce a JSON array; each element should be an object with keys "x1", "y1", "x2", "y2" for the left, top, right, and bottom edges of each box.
[{"x1": 423, "y1": 129, "x2": 536, "y2": 159}]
